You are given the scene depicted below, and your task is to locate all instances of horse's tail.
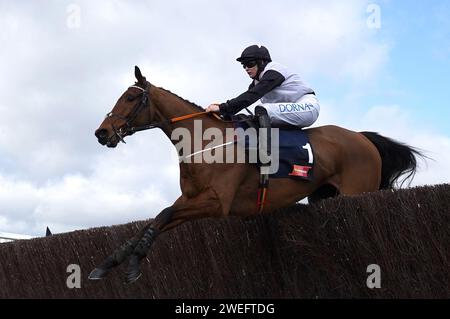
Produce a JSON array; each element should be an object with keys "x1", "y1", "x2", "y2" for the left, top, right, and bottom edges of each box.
[{"x1": 360, "y1": 131, "x2": 424, "y2": 189}]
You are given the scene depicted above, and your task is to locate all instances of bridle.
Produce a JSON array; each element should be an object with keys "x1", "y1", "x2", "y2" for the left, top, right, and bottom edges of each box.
[
  {"x1": 104, "y1": 81, "x2": 226, "y2": 145},
  {"x1": 104, "y1": 82, "x2": 159, "y2": 144}
]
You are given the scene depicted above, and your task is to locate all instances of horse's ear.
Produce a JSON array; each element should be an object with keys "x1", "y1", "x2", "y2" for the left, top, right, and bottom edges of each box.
[{"x1": 134, "y1": 66, "x2": 146, "y2": 83}]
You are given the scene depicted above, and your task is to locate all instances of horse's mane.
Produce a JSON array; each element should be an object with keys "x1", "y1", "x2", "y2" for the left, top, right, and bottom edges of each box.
[{"x1": 159, "y1": 87, "x2": 206, "y2": 112}]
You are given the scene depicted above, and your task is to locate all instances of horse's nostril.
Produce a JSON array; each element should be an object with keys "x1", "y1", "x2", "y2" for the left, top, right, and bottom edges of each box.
[{"x1": 95, "y1": 128, "x2": 108, "y2": 139}]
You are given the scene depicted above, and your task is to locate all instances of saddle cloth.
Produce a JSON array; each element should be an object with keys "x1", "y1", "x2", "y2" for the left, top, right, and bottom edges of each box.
[{"x1": 232, "y1": 115, "x2": 314, "y2": 181}]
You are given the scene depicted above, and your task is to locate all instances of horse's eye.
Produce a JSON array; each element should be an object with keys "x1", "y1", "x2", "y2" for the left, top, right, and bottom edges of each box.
[{"x1": 126, "y1": 95, "x2": 135, "y2": 102}]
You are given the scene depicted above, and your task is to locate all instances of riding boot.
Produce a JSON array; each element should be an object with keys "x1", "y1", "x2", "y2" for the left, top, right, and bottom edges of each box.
[{"x1": 255, "y1": 106, "x2": 271, "y2": 171}]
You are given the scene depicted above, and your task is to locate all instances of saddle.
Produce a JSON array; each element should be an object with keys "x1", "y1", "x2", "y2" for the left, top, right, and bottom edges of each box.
[
  {"x1": 231, "y1": 114, "x2": 314, "y2": 212},
  {"x1": 231, "y1": 114, "x2": 314, "y2": 179}
]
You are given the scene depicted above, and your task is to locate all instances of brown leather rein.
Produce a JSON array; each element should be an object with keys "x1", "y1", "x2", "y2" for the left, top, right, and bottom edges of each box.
[{"x1": 106, "y1": 82, "x2": 267, "y2": 213}]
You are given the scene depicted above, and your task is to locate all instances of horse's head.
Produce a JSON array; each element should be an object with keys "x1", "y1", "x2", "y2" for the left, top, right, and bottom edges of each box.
[{"x1": 95, "y1": 66, "x2": 154, "y2": 148}]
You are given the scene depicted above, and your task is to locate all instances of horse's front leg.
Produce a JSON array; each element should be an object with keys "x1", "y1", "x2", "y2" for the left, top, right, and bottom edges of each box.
[
  {"x1": 125, "y1": 188, "x2": 222, "y2": 283},
  {"x1": 87, "y1": 205, "x2": 175, "y2": 280}
]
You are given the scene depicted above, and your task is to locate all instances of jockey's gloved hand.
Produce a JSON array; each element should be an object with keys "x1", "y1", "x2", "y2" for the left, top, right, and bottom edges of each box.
[{"x1": 205, "y1": 104, "x2": 220, "y2": 112}]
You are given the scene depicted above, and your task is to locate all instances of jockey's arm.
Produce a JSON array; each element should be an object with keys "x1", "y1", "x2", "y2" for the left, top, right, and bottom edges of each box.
[{"x1": 218, "y1": 70, "x2": 285, "y2": 117}]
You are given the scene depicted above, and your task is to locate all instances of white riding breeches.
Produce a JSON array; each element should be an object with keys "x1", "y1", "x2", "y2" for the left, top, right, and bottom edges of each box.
[{"x1": 262, "y1": 93, "x2": 320, "y2": 128}]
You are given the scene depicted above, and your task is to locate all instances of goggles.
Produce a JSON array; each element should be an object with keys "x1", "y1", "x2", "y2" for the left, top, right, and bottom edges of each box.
[{"x1": 241, "y1": 60, "x2": 258, "y2": 69}]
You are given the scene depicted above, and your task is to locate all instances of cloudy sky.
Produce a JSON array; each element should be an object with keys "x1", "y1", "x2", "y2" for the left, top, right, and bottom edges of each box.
[{"x1": 0, "y1": 0, "x2": 449, "y2": 237}]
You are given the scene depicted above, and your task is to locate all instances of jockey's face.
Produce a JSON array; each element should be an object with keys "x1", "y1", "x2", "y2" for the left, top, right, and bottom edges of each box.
[{"x1": 242, "y1": 61, "x2": 258, "y2": 79}]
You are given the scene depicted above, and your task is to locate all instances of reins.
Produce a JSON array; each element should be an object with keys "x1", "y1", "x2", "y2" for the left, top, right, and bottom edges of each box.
[
  {"x1": 107, "y1": 82, "x2": 267, "y2": 214},
  {"x1": 128, "y1": 112, "x2": 224, "y2": 133},
  {"x1": 112, "y1": 82, "x2": 252, "y2": 135},
  {"x1": 128, "y1": 108, "x2": 253, "y2": 134}
]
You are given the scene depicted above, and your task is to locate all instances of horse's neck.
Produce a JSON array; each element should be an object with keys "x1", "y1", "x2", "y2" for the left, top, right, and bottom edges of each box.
[
  {"x1": 151, "y1": 86, "x2": 233, "y2": 180},
  {"x1": 151, "y1": 86, "x2": 223, "y2": 138},
  {"x1": 151, "y1": 86, "x2": 202, "y2": 120}
]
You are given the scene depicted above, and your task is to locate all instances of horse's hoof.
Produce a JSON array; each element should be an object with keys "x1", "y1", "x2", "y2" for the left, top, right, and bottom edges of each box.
[
  {"x1": 125, "y1": 270, "x2": 142, "y2": 284},
  {"x1": 88, "y1": 267, "x2": 110, "y2": 280},
  {"x1": 125, "y1": 255, "x2": 142, "y2": 284}
]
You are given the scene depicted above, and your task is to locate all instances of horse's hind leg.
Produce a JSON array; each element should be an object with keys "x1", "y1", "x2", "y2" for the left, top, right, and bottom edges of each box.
[
  {"x1": 88, "y1": 206, "x2": 174, "y2": 280},
  {"x1": 124, "y1": 188, "x2": 223, "y2": 283}
]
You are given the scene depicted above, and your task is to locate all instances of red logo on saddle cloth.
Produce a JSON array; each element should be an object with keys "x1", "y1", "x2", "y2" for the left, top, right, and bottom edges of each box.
[{"x1": 289, "y1": 165, "x2": 312, "y2": 178}]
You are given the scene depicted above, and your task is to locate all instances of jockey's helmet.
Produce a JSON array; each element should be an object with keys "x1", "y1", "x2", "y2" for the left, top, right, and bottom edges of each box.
[{"x1": 236, "y1": 45, "x2": 272, "y2": 63}]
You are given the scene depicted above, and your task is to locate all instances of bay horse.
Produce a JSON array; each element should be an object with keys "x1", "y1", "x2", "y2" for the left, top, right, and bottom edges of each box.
[{"x1": 90, "y1": 66, "x2": 422, "y2": 283}]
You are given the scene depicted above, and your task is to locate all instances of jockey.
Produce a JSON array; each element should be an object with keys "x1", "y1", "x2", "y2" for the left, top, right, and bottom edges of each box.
[
  {"x1": 206, "y1": 44, "x2": 320, "y2": 127},
  {"x1": 206, "y1": 44, "x2": 320, "y2": 165}
]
